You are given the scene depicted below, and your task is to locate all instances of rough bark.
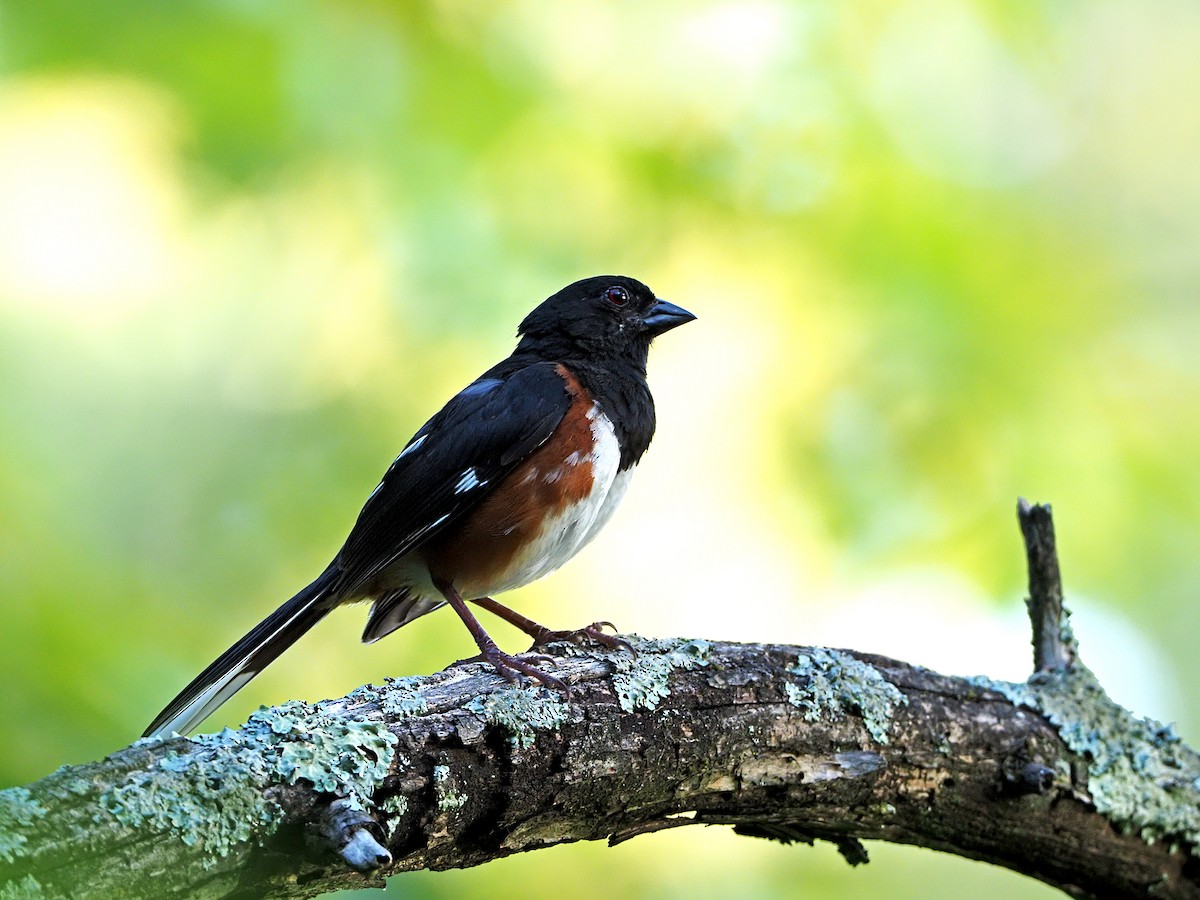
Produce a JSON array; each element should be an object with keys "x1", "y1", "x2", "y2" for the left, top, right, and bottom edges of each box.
[
  {"x1": 1019, "y1": 497, "x2": 1076, "y2": 672},
  {"x1": 2, "y1": 503, "x2": 1198, "y2": 899}
]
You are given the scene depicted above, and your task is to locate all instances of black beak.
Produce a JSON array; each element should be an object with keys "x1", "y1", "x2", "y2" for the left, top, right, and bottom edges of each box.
[{"x1": 642, "y1": 299, "x2": 696, "y2": 336}]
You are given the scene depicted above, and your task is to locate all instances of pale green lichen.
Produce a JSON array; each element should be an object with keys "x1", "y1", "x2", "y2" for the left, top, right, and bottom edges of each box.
[
  {"x1": 611, "y1": 637, "x2": 712, "y2": 712},
  {"x1": 379, "y1": 793, "x2": 409, "y2": 837},
  {"x1": 432, "y1": 765, "x2": 467, "y2": 813},
  {"x1": 102, "y1": 699, "x2": 397, "y2": 864},
  {"x1": 785, "y1": 648, "x2": 907, "y2": 744},
  {"x1": 466, "y1": 688, "x2": 569, "y2": 750},
  {"x1": 0, "y1": 787, "x2": 46, "y2": 864},
  {"x1": 0, "y1": 875, "x2": 42, "y2": 899},
  {"x1": 345, "y1": 684, "x2": 381, "y2": 704},
  {"x1": 972, "y1": 664, "x2": 1200, "y2": 853},
  {"x1": 380, "y1": 794, "x2": 409, "y2": 816},
  {"x1": 347, "y1": 676, "x2": 428, "y2": 723},
  {"x1": 378, "y1": 676, "x2": 430, "y2": 720}
]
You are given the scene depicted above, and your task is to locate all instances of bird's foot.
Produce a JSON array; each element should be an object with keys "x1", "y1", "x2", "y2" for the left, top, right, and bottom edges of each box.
[
  {"x1": 529, "y1": 621, "x2": 635, "y2": 654},
  {"x1": 479, "y1": 642, "x2": 569, "y2": 693}
]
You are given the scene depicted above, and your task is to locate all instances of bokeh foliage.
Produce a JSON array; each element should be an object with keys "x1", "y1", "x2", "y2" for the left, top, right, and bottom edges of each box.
[{"x1": 2, "y1": 2, "x2": 1199, "y2": 897}]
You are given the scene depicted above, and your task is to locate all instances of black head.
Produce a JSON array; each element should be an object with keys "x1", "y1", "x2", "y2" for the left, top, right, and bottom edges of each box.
[{"x1": 516, "y1": 275, "x2": 695, "y2": 362}]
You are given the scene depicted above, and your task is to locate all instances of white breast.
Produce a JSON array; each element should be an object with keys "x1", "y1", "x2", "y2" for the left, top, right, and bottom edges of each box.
[{"x1": 473, "y1": 404, "x2": 633, "y2": 597}]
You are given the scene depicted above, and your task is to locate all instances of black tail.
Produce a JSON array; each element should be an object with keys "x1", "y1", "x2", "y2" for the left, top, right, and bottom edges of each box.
[{"x1": 142, "y1": 570, "x2": 338, "y2": 738}]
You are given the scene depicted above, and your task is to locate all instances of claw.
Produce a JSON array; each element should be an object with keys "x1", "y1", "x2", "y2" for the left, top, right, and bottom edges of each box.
[
  {"x1": 530, "y1": 621, "x2": 635, "y2": 655},
  {"x1": 439, "y1": 584, "x2": 572, "y2": 694},
  {"x1": 521, "y1": 651, "x2": 560, "y2": 667},
  {"x1": 482, "y1": 644, "x2": 569, "y2": 693}
]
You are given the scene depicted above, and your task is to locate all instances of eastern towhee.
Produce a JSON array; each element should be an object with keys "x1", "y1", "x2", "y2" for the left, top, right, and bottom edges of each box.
[{"x1": 144, "y1": 276, "x2": 694, "y2": 737}]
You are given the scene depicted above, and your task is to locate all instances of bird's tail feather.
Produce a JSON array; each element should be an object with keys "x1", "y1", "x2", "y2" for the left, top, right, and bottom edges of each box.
[
  {"x1": 142, "y1": 569, "x2": 338, "y2": 739},
  {"x1": 361, "y1": 588, "x2": 446, "y2": 643}
]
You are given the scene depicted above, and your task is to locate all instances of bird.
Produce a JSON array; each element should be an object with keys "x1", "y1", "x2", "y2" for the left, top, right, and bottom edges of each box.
[{"x1": 143, "y1": 275, "x2": 695, "y2": 738}]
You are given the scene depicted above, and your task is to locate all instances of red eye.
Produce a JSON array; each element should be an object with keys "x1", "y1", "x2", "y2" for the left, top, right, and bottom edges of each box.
[{"x1": 605, "y1": 286, "x2": 630, "y2": 307}]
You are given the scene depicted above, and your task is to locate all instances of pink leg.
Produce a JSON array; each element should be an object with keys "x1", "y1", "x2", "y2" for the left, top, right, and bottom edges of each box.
[
  {"x1": 437, "y1": 581, "x2": 568, "y2": 691},
  {"x1": 469, "y1": 595, "x2": 633, "y2": 653}
]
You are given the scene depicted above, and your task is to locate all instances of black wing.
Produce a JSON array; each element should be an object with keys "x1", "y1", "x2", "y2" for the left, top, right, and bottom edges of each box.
[{"x1": 329, "y1": 361, "x2": 571, "y2": 598}]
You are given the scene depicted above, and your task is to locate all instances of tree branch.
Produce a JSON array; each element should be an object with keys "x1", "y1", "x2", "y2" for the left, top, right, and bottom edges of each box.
[
  {"x1": 3, "y1": 505, "x2": 1199, "y2": 900},
  {"x1": 1019, "y1": 498, "x2": 1076, "y2": 671}
]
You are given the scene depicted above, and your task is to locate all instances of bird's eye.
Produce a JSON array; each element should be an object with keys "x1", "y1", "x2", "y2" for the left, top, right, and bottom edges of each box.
[{"x1": 605, "y1": 286, "x2": 630, "y2": 307}]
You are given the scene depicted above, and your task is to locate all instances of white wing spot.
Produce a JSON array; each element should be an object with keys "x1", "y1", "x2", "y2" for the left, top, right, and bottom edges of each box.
[{"x1": 455, "y1": 467, "x2": 484, "y2": 494}]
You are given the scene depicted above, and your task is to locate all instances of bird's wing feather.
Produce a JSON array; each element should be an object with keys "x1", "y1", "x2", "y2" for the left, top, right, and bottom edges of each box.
[
  {"x1": 330, "y1": 361, "x2": 572, "y2": 597},
  {"x1": 143, "y1": 364, "x2": 569, "y2": 737}
]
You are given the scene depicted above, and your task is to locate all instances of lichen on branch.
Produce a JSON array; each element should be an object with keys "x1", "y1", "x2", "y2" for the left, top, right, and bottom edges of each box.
[{"x1": 2, "y1": 503, "x2": 1199, "y2": 900}]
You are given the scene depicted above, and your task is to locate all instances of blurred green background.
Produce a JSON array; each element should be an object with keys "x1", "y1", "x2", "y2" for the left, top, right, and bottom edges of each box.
[{"x1": 3, "y1": 1, "x2": 1199, "y2": 897}]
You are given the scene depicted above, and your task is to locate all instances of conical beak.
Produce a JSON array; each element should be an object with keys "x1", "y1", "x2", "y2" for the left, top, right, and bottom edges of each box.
[{"x1": 642, "y1": 299, "x2": 697, "y2": 336}]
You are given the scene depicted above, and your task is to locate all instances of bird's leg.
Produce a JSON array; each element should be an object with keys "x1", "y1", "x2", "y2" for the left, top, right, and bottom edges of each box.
[
  {"x1": 469, "y1": 595, "x2": 633, "y2": 653},
  {"x1": 436, "y1": 581, "x2": 568, "y2": 691}
]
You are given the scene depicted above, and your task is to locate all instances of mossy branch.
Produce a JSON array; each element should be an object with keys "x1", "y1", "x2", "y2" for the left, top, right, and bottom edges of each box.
[{"x1": 2, "y1": 505, "x2": 1199, "y2": 900}]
